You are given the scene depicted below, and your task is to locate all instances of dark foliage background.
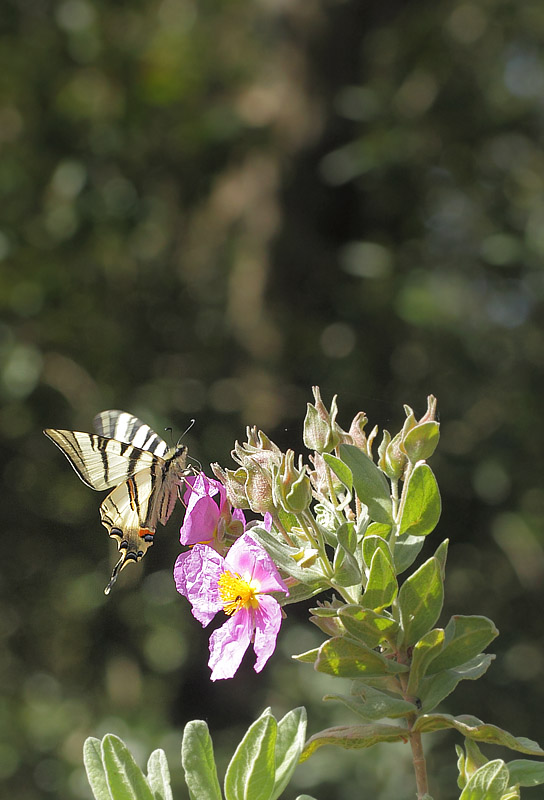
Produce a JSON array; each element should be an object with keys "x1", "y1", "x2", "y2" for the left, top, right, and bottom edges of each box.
[{"x1": 2, "y1": 0, "x2": 544, "y2": 798}]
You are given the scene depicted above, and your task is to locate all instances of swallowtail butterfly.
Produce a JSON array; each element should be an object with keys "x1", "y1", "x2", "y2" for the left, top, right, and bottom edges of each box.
[{"x1": 44, "y1": 410, "x2": 192, "y2": 594}]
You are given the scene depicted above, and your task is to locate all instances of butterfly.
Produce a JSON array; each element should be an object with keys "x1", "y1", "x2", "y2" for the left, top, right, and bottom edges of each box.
[{"x1": 44, "y1": 410, "x2": 192, "y2": 594}]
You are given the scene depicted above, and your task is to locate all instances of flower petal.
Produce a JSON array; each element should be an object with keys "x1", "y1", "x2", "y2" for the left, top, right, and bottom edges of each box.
[
  {"x1": 174, "y1": 545, "x2": 224, "y2": 626},
  {"x1": 252, "y1": 594, "x2": 283, "y2": 673},
  {"x1": 208, "y1": 609, "x2": 253, "y2": 680},
  {"x1": 180, "y1": 494, "x2": 220, "y2": 545},
  {"x1": 226, "y1": 533, "x2": 289, "y2": 595}
]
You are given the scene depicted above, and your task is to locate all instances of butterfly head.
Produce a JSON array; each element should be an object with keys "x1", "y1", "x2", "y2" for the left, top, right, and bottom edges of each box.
[{"x1": 104, "y1": 527, "x2": 155, "y2": 595}]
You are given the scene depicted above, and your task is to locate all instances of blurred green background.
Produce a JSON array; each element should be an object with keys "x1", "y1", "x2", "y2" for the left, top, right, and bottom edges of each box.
[{"x1": 2, "y1": 0, "x2": 544, "y2": 797}]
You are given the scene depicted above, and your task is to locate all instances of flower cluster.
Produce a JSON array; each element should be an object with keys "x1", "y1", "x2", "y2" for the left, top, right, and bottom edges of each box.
[{"x1": 174, "y1": 474, "x2": 288, "y2": 680}]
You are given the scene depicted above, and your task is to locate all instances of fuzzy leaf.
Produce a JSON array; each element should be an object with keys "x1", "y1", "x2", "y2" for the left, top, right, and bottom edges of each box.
[
  {"x1": 507, "y1": 759, "x2": 544, "y2": 786},
  {"x1": 315, "y1": 637, "x2": 408, "y2": 678},
  {"x1": 397, "y1": 557, "x2": 444, "y2": 647},
  {"x1": 181, "y1": 721, "x2": 222, "y2": 800},
  {"x1": 418, "y1": 654, "x2": 495, "y2": 712},
  {"x1": 427, "y1": 616, "x2": 498, "y2": 674},
  {"x1": 300, "y1": 722, "x2": 408, "y2": 761},
  {"x1": 83, "y1": 737, "x2": 112, "y2": 800},
  {"x1": 271, "y1": 708, "x2": 307, "y2": 800},
  {"x1": 393, "y1": 533, "x2": 426, "y2": 574},
  {"x1": 338, "y1": 606, "x2": 399, "y2": 649},
  {"x1": 323, "y1": 453, "x2": 353, "y2": 490},
  {"x1": 398, "y1": 463, "x2": 441, "y2": 537},
  {"x1": 101, "y1": 735, "x2": 154, "y2": 800},
  {"x1": 339, "y1": 444, "x2": 393, "y2": 524},
  {"x1": 413, "y1": 714, "x2": 544, "y2": 756},
  {"x1": 363, "y1": 548, "x2": 398, "y2": 611},
  {"x1": 459, "y1": 760, "x2": 510, "y2": 800},
  {"x1": 324, "y1": 686, "x2": 417, "y2": 721},
  {"x1": 224, "y1": 709, "x2": 276, "y2": 800},
  {"x1": 406, "y1": 628, "x2": 445, "y2": 697},
  {"x1": 253, "y1": 527, "x2": 325, "y2": 585},
  {"x1": 147, "y1": 750, "x2": 173, "y2": 800}
]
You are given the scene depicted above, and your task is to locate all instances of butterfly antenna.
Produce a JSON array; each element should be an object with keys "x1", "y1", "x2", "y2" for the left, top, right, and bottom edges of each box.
[{"x1": 176, "y1": 418, "x2": 195, "y2": 447}]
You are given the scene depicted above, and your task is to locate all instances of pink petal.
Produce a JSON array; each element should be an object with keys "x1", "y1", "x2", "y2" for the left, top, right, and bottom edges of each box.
[
  {"x1": 180, "y1": 495, "x2": 220, "y2": 545},
  {"x1": 208, "y1": 610, "x2": 253, "y2": 681},
  {"x1": 174, "y1": 546, "x2": 223, "y2": 626},
  {"x1": 252, "y1": 594, "x2": 283, "y2": 673},
  {"x1": 226, "y1": 533, "x2": 288, "y2": 595}
]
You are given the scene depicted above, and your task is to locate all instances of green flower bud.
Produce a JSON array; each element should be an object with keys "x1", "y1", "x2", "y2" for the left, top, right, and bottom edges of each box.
[
  {"x1": 403, "y1": 420, "x2": 440, "y2": 462},
  {"x1": 211, "y1": 463, "x2": 250, "y2": 509},
  {"x1": 303, "y1": 386, "x2": 342, "y2": 453},
  {"x1": 378, "y1": 429, "x2": 407, "y2": 480},
  {"x1": 273, "y1": 449, "x2": 313, "y2": 514}
]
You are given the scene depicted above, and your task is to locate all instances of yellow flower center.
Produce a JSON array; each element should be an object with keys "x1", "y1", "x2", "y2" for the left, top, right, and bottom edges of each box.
[{"x1": 218, "y1": 571, "x2": 259, "y2": 615}]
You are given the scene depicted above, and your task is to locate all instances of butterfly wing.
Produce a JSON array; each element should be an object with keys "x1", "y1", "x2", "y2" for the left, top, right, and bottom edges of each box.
[
  {"x1": 43, "y1": 428, "x2": 158, "y2": 491},
  {"x1": 44, "y1": 411, "x2": 190, "y2": 593},
  {"x1": 99, "y1": 466, "x2": 161, "y2": 594},
  {"x1": 93, "y1": 410, "x2": 169, "y2": 456}
]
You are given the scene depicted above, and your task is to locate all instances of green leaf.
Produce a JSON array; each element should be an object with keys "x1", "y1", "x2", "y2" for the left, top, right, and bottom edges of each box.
[
  {"x1": 406, "y1": 628, "x2": 445, "y2": 696},
  {"x1": 362, "y1": 534, "x2": 393, "y2": 572},
  {"x1": 393, "y1": 533, "x2": 426, "y2": 574},
  {"x1": 315, "y1": 637, "x2": 408, "y2": 678},
  {"x1": 83, "y1": 737, "x2": 112, "y2": 800},
  {"x1": 403, "y1": 421, "x2": 440, "y2": 462},
  {"x1": 338, "y1": 606, "x2": 399, "y2": 649},
  {"x1": 323, "y1": 453, "x2": 353, "y2": 490},
  {"x1": 433, "y1": 539, "x2": 448, "y2": 579},
  {"x1": 333, "y1": 540, "x2": 362, "y2": 587},
  {"x1": 398, "y1": 464, "x2": 441, "y2": 537},
  {"x1": 147, "y1": 750, "x2": 173, "y2": 800},
  {"x1": 363, "y1": 548, "x2": 398, "y2": 612},
  {"x1": 397, "y1": 556, "x2": 444, "y2": 647},
  {"x1": 507, "y1": 759, "x2": 544, "y2": 786},
  {"x1": 324, "y1": 686, "x2": 417, "y2": 721},
  {"x1": 417, "y1": 654, "x2": 495, "y2": 712},
  {"x1": 101, "y1": 735, "x2": 154, "y2": 800},
  {"x1": 224, "y1": 709, "x2": 276, "y2": 800},
  {"x1": 459, "y1": 760, "x2": 510, "y2": 800},
  {"x1": 339, "y1": 444, "x2": 393, "y2": 524},
  {"x1": 292, "y1": 647, "x2": 320, "y2": 663},
  {"x1": 253, "y1": 527, "x2": 325, "y2": 585},
  {"x1": 427, "y1": 616, "x2": 498, "y2": 674},
  {"x1": 181, "y1": 721, "x2": 222, "y2": 800},
  {"x1": 271, "y1": 708, "x2": 307, "y2": 800},
  {"x1": 413, "y1": 714, "x2": 544, "y2": 756},
  {"x1": 365, "y1": 522, "x2": 392, "y2": 539},
  {"x1": 300, "y1": 722, "x2": 408, "y2": 761}
]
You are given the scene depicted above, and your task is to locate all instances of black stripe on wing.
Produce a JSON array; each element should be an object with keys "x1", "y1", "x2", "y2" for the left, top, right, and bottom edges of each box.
[
  {"x1": 44, "y1": 428, "x2": 161, "y2": 491},
  {"x1": 93, "y1": 410, "x2": 169, "y2": 457}
]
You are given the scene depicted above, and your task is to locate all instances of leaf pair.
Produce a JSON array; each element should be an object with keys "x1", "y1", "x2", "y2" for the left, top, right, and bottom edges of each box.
[
  {"x1": 84, "y1": 735, "x2": 172, "y2": 800},
  {"x1": 84, "y1": 708, "x2": 312, "y2": 800}
]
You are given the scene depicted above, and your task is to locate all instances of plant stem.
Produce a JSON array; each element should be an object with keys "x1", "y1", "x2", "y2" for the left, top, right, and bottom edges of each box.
[{"x1": 408, "y1": 725, "x2": 429, "y2": 799}]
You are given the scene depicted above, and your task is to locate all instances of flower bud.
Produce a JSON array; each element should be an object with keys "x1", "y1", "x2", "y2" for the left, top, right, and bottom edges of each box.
[
  {"x1": 378, "y1": 429, "x2": 407, "y2": 480},
  {"x1": 303, "y1": 386, "x2": 342, "y2": 453},
  {"x1": 348, "y1": 411, "x2": 368, "y2": 450},
  {"x1": 211, "y1": 463, "x2": 250, "y2": 509},
  {"x1": 273, "y1": 449, "x2": 312, "y2": 514}
]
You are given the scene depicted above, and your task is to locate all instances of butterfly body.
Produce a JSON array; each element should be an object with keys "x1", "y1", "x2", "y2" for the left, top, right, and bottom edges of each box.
[{"x1": 44, "y1": 410, "x2": 191, "y2": 593}]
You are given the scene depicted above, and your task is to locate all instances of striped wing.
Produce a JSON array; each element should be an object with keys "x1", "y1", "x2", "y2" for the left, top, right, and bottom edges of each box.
[
  {"x1": 93, "y1": 410, "x2": 169, "y2": 456},
  {"x1": 44, "y1": 410, "x2": 190, "y2": 594},
  {"x1": 43, "y1": 429, "x2": 160, "y2": 491}
]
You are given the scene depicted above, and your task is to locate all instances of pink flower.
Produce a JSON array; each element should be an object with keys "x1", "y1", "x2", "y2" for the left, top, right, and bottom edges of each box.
[
  {"x1": 174, "y1": 532, "x2": 288, "y2": 680},
  {"x1": 180, "y1": 473, "x2": 245, "y2": 551}
]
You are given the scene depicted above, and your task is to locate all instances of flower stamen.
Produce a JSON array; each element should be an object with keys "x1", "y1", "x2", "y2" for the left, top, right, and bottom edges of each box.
[{"x1": 218, "y1": 571, "x2": 258, "y2": 615}]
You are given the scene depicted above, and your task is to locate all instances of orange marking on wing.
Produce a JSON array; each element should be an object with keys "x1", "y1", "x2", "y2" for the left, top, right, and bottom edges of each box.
[{"x1": 139, "y1": 528, "x2": 154, "y2": 539}]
